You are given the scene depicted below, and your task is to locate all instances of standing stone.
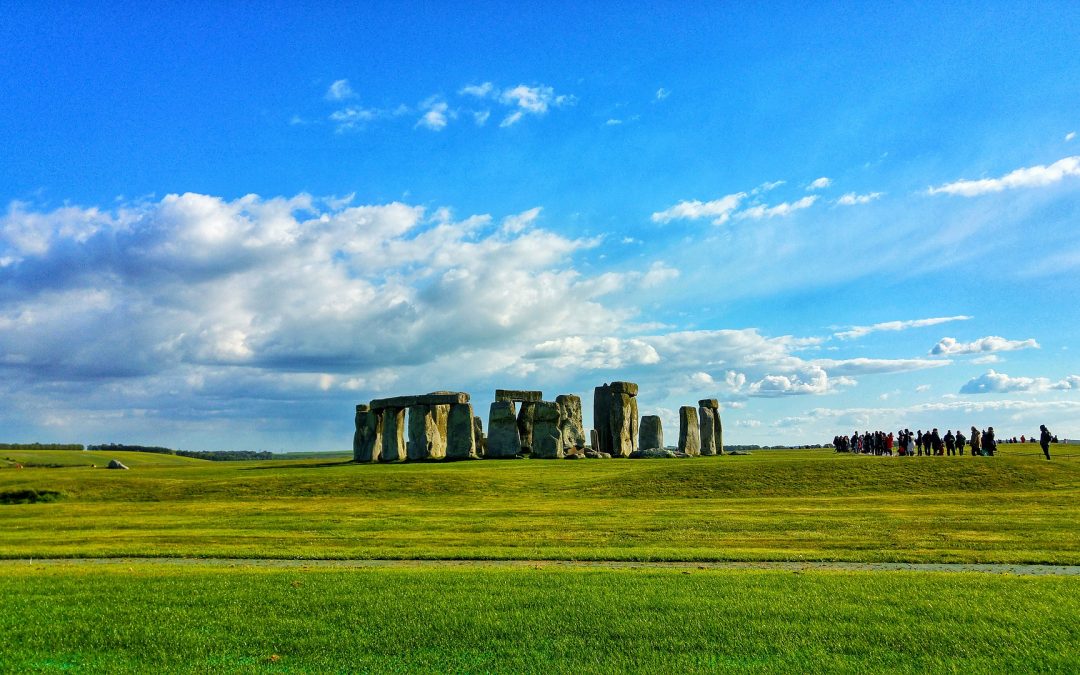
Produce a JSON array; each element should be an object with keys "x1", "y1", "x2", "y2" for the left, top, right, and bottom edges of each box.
[
  {"x1": 679, "y1": 406, "x2": 701, "y2": 456},
  {"x1": 699, "y1": 406, "x2": 717, "y2": 456},
  {"x1": 353, "y1": 404, "x2": 382, "y2": 462},
  {"x1": 594, "y1": 381, "x2": 639, "y2": 458},
  {"x1": 445, "y1": 403, "x2": 477, "y2": 460},
  {"x1": 639, "y1": 415, "x2": 664, "y2": 450},
  {"x1": 593, "y1": 384, "x2": 612, "y2": 455},
  {"x1": 380, "y1": 408, "x2": 406, "y2": 461},
  {"x1": 556, "y1": 394, "x2": 587, "y2": 450},
  {"x1": 432, "y1": 404, "x2": 450, "y2": 456},
  {"x1": 517, "y1": 402, "x2": 537, "y2": 453},
  {"x1": 699, "y1": 398, "x2": 723, "y2": 455},
  {"x1": 629, "y1": 395, "x2": 639, "y2": 454},
  {"x1": 408, "y1": 405, "x2": 444, "y2": 461},
  {"x1": 589, "y1": 429, "x2": 600, "y2": 452},
  {"x1": 487, "y1": 401, "x2": 522, "y2": 458},
  {"x1": 472, "y1": 416, "x2": 485, "y2": 457},
  {"x1": 532, "y1": 401, "x2": 564, "y2": 459}
]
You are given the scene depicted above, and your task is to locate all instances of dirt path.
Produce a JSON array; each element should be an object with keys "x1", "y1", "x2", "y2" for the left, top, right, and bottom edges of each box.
[{"x1": 5, "y1": 558, "x2": 1080, "y2": 575}]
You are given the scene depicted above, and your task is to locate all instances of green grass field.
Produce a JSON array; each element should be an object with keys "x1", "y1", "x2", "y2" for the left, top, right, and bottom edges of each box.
[{"x1": 2, "y1": 445, "x2": 1078, "y2": 672}]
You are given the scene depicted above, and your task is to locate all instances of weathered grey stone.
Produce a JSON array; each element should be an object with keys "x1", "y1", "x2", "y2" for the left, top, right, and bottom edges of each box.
[
  {"x1": 699, "y1": 406, "x2": 718, "y2": 456},
  {"x1": 531, "y1": 400, "x2": 564, "y2": 459},
  {"x1": 556, "y1": 394, "x2": 587, "y2": 450},
  {"x1": 593, "y1": 384, "x2": 612, "y2": 455},
  {"x1": 608, "y1": 381, "x2": 639, "y2": 396},
  {"x1": 107, "y1": 459, "x2": 129, "y2": 470},
  {"x1": 516, "y1": 401, "x2": 537, "y2": 453},
  {"x1": 698, "y1": 398, "x2": 719, "y2": 409},
  {"x1": 433, "y1": 404, "x2": 450, "y2": 454},
  {"x1": 495, "y1": 389, "x2": 543, "y2": 403},
  {"x1": 679, "y1": 406, "x2": 701, "y2": 456},
  {"x1": 370, "y1": 392, "x2": 469, "y2": 410},
  {"x1": 356, "y1": 403, "x2": 371, "y2": 413},
  {"x1": 594, "y1": 382, "x2": 639, "y2": 458},
  {"x1": 472, "y1": 416, "x2": 485, "y2": 457},
  {"x1": 639, "y1": 415, "x2": 664, "y2": 450},
  {"x1": 445, "y1": 403, "x2": 477, "y2": 460},
  {"x1": 715, "y1": 408, "x2": 724, "y2": 455},
  {"x1": 407, "y1": 405, "x2": 444, "y2": 461},
  {"x1": 487, "y1": 401, "x2": 521, "y2": 458},
  {"x1": 589, "y1": 428, "x2": 599, "y2": 452},
  {"x1": 629, "y1": 396, "x2": 639, "y2": 454},
  {"x1": 353, "y1": 405, "x2": 382, "y2": 462},
  {"x1": 380, "y1": 408, "x2": 406, "y2": 461},
  {"x1": 629, "y1": 448, "x2": 678, "y2": 459}
]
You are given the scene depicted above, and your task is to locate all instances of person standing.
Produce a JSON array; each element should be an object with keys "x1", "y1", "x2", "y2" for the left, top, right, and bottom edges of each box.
[
  {"x1": 1039, "y1": 424, "x2": 1053, "y2": 460},
  {"x1": 944, "y1": 430, "x2": 955, "y2": 456},
  {"x1": 956, "y1": 430, "x2": 966, "y2": 456},
  {"x1": 984, "y1": 427, "x2": 997, "y2": 456},
  {"x1": 916, "y1": 430, "x2": 924, "y2": 456},
  {"x1": 970, "y1": 426, "x2": 981, "y2": 457}
]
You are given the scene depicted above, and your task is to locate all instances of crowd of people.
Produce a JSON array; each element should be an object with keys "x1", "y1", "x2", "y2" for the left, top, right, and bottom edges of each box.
[{"x1": 833, "y1": 424, "x2": 1057, "y2": 459}]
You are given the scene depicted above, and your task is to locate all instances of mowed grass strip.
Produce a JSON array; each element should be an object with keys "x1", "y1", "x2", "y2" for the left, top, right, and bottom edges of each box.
[
  {"x1": 1, "y1": 448, "x2": 1077, "y2": 562},
  {"x1": 0, "y1": 563, "x2": 1076, "y2": 673}
]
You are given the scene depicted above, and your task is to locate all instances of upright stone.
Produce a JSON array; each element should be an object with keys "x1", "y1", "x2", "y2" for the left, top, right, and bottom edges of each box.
[
  {"x1": 472, "y1": 416, "x2": 485, "y2": 457},
  {"x1": 532, "y1": 401, "x2": 564, "y2": 459},
  {"x1": 517, "y1": 402, "x2": 537, "y2": 453},
  {"x1": 380, "y1": 407, "x2": 406, "y2": 461},
  {"x1": 593, "y1": 384, "x2": 612, "y2": 455},
  {"x1": 639, "y1": 415, "x2": 664, "y2": 450},
  {"x1": 679, "y1": 406, "x2": 700, "y2": 456},
  {"x1": 589, "y1": 428, "x2": 600, "y2": 452},
  {"x1": 556, "y1": 394, "x2": 587, "y2": 450},
  {"x1": 699, "y1": 398, "x2": 723, "y2": 455},
  {"x1": 699, "y1": 406, "x2": 718, "y2": 456},
  {"x1": 353, "y1": 404, "x2": 382, "y2": 462},
  {"x1": 445, "y1": 403, "x2": 477, "y2": 460},
  {"x1": 407, "y1": 405, "x2": 444, "y2": 461},
  {"x1": 487, "y1": 401, "x2": 522, "y2": 458},
  {"x1": 433, "y1": 404, "x2": 450, "y2": 456}
]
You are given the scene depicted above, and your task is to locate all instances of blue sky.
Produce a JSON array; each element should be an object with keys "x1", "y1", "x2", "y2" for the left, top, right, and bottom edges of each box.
[{"x1": 2, "y1": 2, "x2": 1079, "y2": 450}]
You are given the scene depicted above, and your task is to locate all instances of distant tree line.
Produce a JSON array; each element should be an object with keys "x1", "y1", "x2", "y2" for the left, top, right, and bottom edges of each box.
[
  {"x1": 0, "y1": 442, "x2": 85, "y2": 451},
  {"x1": 87, "y1": 443, "x2": 274, "y2": 461}
]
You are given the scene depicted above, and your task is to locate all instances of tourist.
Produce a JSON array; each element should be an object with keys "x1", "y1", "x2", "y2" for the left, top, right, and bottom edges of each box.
[
  {"x1": 931, "y1": 429, "x2": 943, "y2": 456},
  {"x1": 970, "y1": 426, "x2": 981, "y2": 457},
  {"x1": 983, "y1": 427, "x2": 997, "y2": 456},
  {"x1": 906, "y1": 431, "x2": 915, "y2": 457},
  {"x1": 916, "y1": 430, "x2": 924, "y2": 456},
  {"x1": 956, "y1": 430, "x2": 966, "y2": 456},
  {"x1": 944, "y1": 430, "x2": 955, "y2": 456},
  {"x1": 1039, "y1": 424, "x2": 1052, "y2": 461}
]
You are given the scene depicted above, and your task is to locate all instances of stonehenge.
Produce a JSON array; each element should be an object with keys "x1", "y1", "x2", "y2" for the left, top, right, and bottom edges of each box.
[{"x1": 352, "y1": 382, "x2": 724, "y2": 463}]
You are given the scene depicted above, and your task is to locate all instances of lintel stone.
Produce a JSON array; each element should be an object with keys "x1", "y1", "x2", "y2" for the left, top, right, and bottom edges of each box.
[
  {"x1": 495, "y1": 389, "x2": 543, "y2": 403},
  {"x1": 370, "y1": 392, "x2": 469, "y2": 409}
]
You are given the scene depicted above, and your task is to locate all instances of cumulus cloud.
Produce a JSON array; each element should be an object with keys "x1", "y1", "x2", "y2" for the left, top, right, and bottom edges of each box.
[
  {"x1": 416, "y1": 99, "x2": 450, "y2": 131},
  {"x1": 958, "y1": 370, "x2": 1080, "y2": 394},
  {"x1": 928, "y1": 156, "x2": 1080, "y2": 196},
  {"x1": 651, "y1": 193, "x2": 746, "y2": 225},
  {"x1": 523, "y1": 336, "x2": 661, "y2": 370},
  {"x1": 837, "y1": 191, "x2": 883, "y2": 205},
  {"x1": 1066, "y1": 132, "x2": 1076, "y2": 142},
  {"x1": 459, "y1": 82, "x2": 495, "y2": 98},
  {"x1": 326, "y1": 79, "x2": 356, "y2": 101},
  {"x1": 930, "y1": 336, "x2": 1039, "y2": 356},
  {"x1": 807, "y1": 177, "x2": 831, "y2": 191},
  {"x1": 835, "y1": 316, "x2": 972, "y2": 340},
  {"x1": 498, "y1": 84, "x2": 574, "y2": 127},
  {"x1": 329, "y1": 106, "x2": 380, "y2": 132},
  {"x1": 733, "y1": 195, "x2": 817, "y2": 220}
]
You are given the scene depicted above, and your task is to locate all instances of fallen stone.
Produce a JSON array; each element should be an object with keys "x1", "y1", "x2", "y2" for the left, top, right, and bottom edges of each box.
[
  {"x1": 629, "y1": 448, "x2": 678, "y2": 459},
  {"x1": 487, "y1": 401, "x2": 522, "y2": 458},
  {"x1": 531, "y1": 400, "x2": 564, "y2": 459},
  {"x1": 495, "y1": 389, "x2": 543, "y2": 403},
  {"x1": 107, "y1": 459, "x2": 129, "y2": 470},
  {"x1": 679, "y1": 406, "x2": 701, "y2": 456},
  {"x1": 639, "y1": 415, "x2": 663, "y2": 452}
]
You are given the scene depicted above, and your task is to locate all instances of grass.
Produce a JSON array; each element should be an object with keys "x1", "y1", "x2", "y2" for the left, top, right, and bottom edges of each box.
[
  {"x1": 0, "y1": 445, "x2": 1077, "y2": 563},
  {"x1": 0, "y1": 562, "x2": 1075, "y2": 673}
]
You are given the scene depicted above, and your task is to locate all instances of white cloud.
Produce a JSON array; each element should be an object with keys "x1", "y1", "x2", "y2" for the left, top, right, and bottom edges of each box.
[
  {"x1": 523, "y1": 336, "x2": 661, "y2": 370},
  {"x1": 960, "y1": 370, "x2": 1080, "y2": 394},
  {"x1": 416, "y1": 99, "x2": 450, "y2": 131},
  {"x1": 916, "y1": 384, "x2": 931, "y2": 393},
  {"x1": 501, "y1": 207, "x2": 542, "y2": 234},
  {"x1": 752, "y1": 180, "x2": 785, "y2": 194},
  {"x1": 329, "y1": 107, "x2": 380, "y2": 132},
  {"x1": 473, "y1": 110, "x2": 490, "y2": 126},
  {"x1": 605, "y1": 119, "x2": 623, "y2": 126},
  {"x1": 807, "y1": 177, "x2": 831, "y2": 191},
  {"x1": 498, "y1": 84, "x2": 574, "y2": 127},
  {"x1": 640, "y1": 261, "x2": 679, "y2": 288},
  {"x1": 1067, "y1": 132, "x2": 1076, "y2": 142},
  {"x1": 736, "y1": 419, "x2": 761, "y2": 428},
  {"x1": 733, "y1": 195, "x2": 817, "y2": 220},
  {"x1": 655, "y1": 87, "x2": 670, "y2": 100},
  {"x1": 325, "y1": 79, "x2": 355, "y2": 101},
  {"x1": 813, "y1": 357, "x2": 950, "y2": 375},
  {"x1": 930, "y1": 336, "x2": 1039, "y2": 356},
  {"x1": 651, "y1": 192, "x2": 746, "y2": 225},
  {"x1": 459, "y1": 82, "x2": 495, "y2": 98},
  {"x1": 928, "y1": 156, "x2": 1080, "y2": 196},
  {"x1": 835, "y1": 315, "x2": 972, "y2": 340},
  {"x1": 837, "y1": 191, "x2": 883, "y2": 205},
  {"x1": 972, "y1": 354, "x2": 1001, "y2": 365}
]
